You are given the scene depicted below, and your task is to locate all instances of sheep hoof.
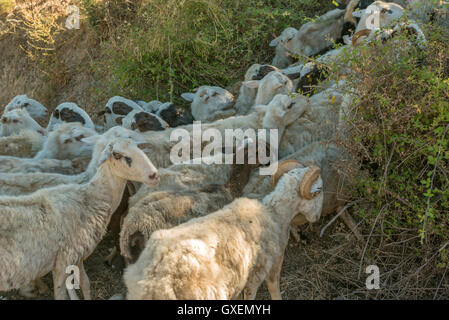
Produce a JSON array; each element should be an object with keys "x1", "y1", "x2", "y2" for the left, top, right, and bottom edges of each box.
[
  {"x1": 35, "y1": 279, "x2": 50, "y2": 295},
  {"x1": 340, "y1": 212, "x2": 363, "y2": 241},
  {"x1": 104, "y1": 246, "x2": 117, "y2": 267},
  {"x1": 19, "y1": 279, "x2": 49, "y2": 298},
  {"x1": 290, "y1": 227, "x2": 300, "y2": 243},
  {"x1": 19, "y1": 286, "x2": 38, "y2": 298}
]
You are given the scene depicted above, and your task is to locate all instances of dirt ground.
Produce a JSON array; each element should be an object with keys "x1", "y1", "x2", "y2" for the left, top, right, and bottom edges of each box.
[{"x1": 3, "y1": 211, "x2": 447, "y2": 300}]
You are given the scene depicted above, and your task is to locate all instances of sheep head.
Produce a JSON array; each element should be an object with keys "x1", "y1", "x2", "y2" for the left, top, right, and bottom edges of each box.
[
  {"x1": 181, "y1": 86, "x2": 235, "y2": 122},
  {"x1": 4, "y1": 94, "x2": 48, "y2": 120},
  {"x1": 98, "y1": 138, "x2": 160, "y2": 187},
  {"x1": 255, "y1": 94, "x2": 309, "y2": 130},
  {"x1": 0, "y1": 108, "x2": 46, "y2": 137},
  {"x1": 243, "y1": 71, "x2": 293, "y2": 106},
  {"x1": 270, "y1": 159, "x2": 323, "y2": 223},
  {"x1": 354, "y1": 1, "x2": 404, "y2": 33}
]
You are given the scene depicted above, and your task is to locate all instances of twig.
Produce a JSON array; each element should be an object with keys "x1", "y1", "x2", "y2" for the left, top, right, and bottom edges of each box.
[
  {"x1": 423, "y1": 124, "x2": 449, "y2": 243},
  {"x1": 433, "y1": 262, "x2": 449, "y2": 300},
  {"x1": 385, "y1": 189, "x2": 414, "y2": 209},
  {"x1": 320, "y1": 200, "x2": 362, "y2": 238},
  {"x1": 358, "y1": 206, "x2": 384, "y2": 279}
]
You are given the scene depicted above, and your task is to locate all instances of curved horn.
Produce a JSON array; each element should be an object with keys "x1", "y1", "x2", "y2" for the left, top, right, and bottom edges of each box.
[
  {"x1": 299, "y1": 165, "x2": 321, "y2": 200},
  {"x1": 270, "y1": 159, "x2": 302, "y2": 189},
  {"x1": 344, "y1": 0, "x2": 360, "y2": 25},
  {"x1": 352, "y1": 29, "x2": 371, "y2": 46}
]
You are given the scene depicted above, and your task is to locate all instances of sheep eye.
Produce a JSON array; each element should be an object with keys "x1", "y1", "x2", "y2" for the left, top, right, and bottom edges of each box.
[
  {"x1": 212, "y1": 92, "x2": 218, "y2": 97},
  {"x1": 12, "y1": 119, "x2": 19, "y2": 123},
  {"x1": 113, "y1": 152, "x2": 123, "y2": 160},
  {"x1": 287, "y1": 103, "x2": 294, "y2": 109},
  {"x1": 22, "y1": 103, "x2": 29, "y2": 107},
  {"x1": 124, "y1": 156, "x2": 132, "y2": 167}
]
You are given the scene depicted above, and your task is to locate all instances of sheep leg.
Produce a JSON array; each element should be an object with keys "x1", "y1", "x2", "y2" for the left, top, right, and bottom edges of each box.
[
  {"x1": 265, "y1": 253, "x2": 284, "y2": 300},
  {"x1": 78, "y1": 262, "x2": 91, "y2": 300},
  {"x1": 290, "y1": 227, "x2": 300, "y2": 243},
  {"x1": 242, "y1": 287, "x2": 258, "y2": 300},
  {"x1": 344, "y1": 0, "x2": 359, "y2": 26},
  {"x1": 339, "y1": 210, "x2": 363, "y2": 241},
  {"x1": 289, "y1": 214, "x2": 308, "y2": 242},
  {"x1": 242, "y1": 278, "x2": 264, "y2": 300},
  {"x1": 52, "y1": 266, "x2": 69, "y2": 300},
  {"x1": 35, "y1": 278, "x2": 50, "y2": 294}
]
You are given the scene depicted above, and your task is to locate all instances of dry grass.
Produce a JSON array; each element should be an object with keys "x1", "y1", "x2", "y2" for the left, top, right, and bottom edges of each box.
[{"x1": 0, "y1": 0, "x2": 105, "y2": 118}]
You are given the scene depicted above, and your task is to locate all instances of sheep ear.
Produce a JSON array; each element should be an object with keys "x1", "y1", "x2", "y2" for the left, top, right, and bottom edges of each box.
[
  {"x1": 253, "y1": 105, "x2": 267, "y2": 115},
  {"x1": 269, "y1": 37, "x2": 280, "y2": 47},
  {"x1": 137, "y1": 142, "x2": 152, "y2": 153},
  {"x1": 181, "y1": 93, "x2": 195, "y2": 102},
  {"x1": 243, "y1": 80, "x2": 260, "y2": 89},
  {"x1": 352, "y1": 9, "x2": 365, "y2": 18},
  {"x1": 81, "y1": 134, "x2": 101, "y2": 145},
  {"x1": 99, "y1": 146, "x2": 112, "y2": 165}
]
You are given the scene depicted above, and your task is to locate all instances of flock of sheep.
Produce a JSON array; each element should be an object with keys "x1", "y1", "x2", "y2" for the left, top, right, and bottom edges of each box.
[{"x1": 0, "y1": 0, "x2": 434, "y2": 299}]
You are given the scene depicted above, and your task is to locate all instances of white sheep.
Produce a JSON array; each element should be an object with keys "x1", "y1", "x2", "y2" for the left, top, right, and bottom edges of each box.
[
  {"x1": 0, "y1": 130, "x2": 45, "y2": 158},
  {"x1": 137, "y1": 93, "x2": 309, "y2": 169},
  {"x1": 1, "y1": 108, "x2": 46, "y2": 137},
  {"x1": 234, "y1": 65, "x2": 282, "y2": 115},
  {"x1": 0, "y1": 123, "x2": 97, "y2": 174},
  {"x1": 100, "y1": 96, "x2": 145, "y2": 131},
  {"x1": 277, "y1": 87, "x2": 347, "y2": 159},
  {"x1": 350, "y1": 1, "x2": 405, "y2": 34},
  {"x1": 270, "y1": 9, "x2": 345, "y2": 64},
  {"x1": 47, "y1": 102, "x2": 95, "y2": 132},
  {"x1": 119, "y1": 140, "x2": 266, "y2": 263},
  {"x1": 0, "y1": 109, "x2": 46, "y2": 157},
  {"x1": 0, "y1": 126, "x2": 143, "y2": 196},
  {"x1": 3, "y1": 94, "x2": 48, "y2": 120},
  {"x1": 34, "y1": 122, "x2": 97, "y2": 160},
  {"x1": 124, "y1": 163, "x2": 323, "y2": 300},
  {"x1": 269, "y1": 27, "x2": 298, "y2": 68},
  {"x1": 122, "y1": 109, "x2": 169, "y2": 133},
  {"x1": 0, "y1": 137, "x2": 159, "y2": 300},
  {"x1": 181, "y1": 86, "x2": 235, "y2": 122},
  {"x1": 0, "y1": 157, "x2": 78, "y2": 175},
  {"x1": 241, "y1": 71, "x2": 293, "y2": 109},
  {"x1": 120, "y1": 185, "x2": 234, "y2": 264}
]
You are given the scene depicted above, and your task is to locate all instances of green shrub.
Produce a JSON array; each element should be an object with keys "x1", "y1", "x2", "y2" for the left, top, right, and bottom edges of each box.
[
  {"x1": 337, "y1": 25, "x2": 449, "y2": 245},
  {"x1": 83, "y1": 0, "x2": 332, "y2": 102}
]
